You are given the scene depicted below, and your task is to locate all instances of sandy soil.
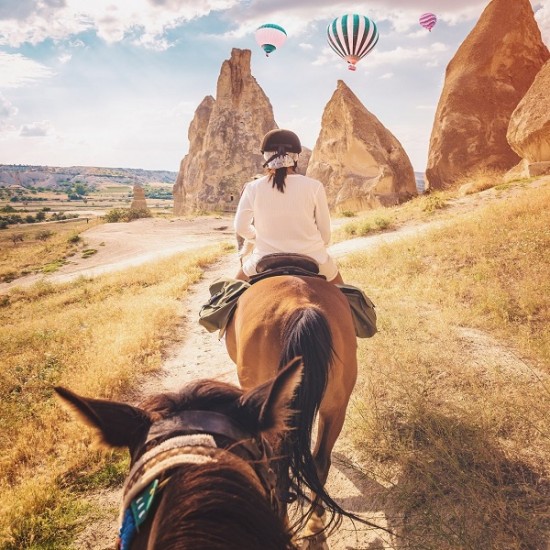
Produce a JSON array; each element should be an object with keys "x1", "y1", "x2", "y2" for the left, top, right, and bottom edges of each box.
[{"x1": 7, "y1": 179, "x2": 546, "y2": 549}]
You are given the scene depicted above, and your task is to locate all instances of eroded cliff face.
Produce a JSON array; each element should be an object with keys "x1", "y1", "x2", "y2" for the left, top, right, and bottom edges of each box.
[
  {"x1": 425, "y1": 0, "x2": 549, "y2": 190},
  {"x1": 306, "y1": 80, "x2": 416, "y2": 212},
  {"x1": 173, "y1": 49, "x2": 277, "y2": 214},
  {"x1": 506, "y1": 59, "x2": 550, "y2": 177}
]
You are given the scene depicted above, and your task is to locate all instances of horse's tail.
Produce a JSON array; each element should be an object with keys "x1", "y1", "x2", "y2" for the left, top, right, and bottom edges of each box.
[{"x1": 278, "y1": 306, "x2": 345, "y2": 529}]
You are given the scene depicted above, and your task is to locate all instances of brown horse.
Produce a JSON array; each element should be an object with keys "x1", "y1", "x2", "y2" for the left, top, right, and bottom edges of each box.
[
  {"x1": 225, "y1": 272, "x2": 359, "y2": 546},
  {"x1": 54, "y1": 358, "x2": 304, "y2": 550}
]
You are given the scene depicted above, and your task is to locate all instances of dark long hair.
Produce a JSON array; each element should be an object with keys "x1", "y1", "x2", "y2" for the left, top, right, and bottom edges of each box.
[
  {"x1": 269, "y1": 162, "x2": 298, "y2": 193},
  {"x1": 270, "y1": 167, "x2": 288, "y2": 193}
]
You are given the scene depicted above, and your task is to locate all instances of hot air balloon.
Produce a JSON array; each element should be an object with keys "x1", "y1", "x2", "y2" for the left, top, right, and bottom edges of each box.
[
  {"x1": 255, "y1": 23, "x2": 287, "y2": 57},
  {"x1": 419, "y1": 12, "x2": 437, "y2": 32},
  {"x1": 327, "y1": 13, "x2": 379, "y2": 71}
]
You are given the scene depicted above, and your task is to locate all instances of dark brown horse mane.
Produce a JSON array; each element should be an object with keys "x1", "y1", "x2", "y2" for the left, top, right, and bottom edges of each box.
[
  {"x1": 139, "y1": 379, "x2": 244, "y2": 418},
  {"x1": 151, "y1": 460, "x2": 296, "y2": 550}
]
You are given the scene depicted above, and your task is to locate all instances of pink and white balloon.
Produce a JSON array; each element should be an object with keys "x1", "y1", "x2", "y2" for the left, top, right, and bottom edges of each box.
[
  {"x1": 255, "y1": 23, "x2": 287, "y2": 56},
  {"x1": 419, "y1": 12, "x2": 437, "y2": 32}
]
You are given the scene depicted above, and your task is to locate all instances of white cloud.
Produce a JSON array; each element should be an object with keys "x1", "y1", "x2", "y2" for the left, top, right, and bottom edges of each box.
[
  {"x1": 312, "y1": 41, "x2": 449, "y2": 71},
  {"x1": 534, "y1": 0, "x2": 550, "y2": 45},
  {"x1": 0, "y1": 52, "x2": 55, "y2": 88},
  {"x1": 20, "y1": 120, "x2": 55, "y2": 137},
  {"x1": 0, "y1": 93, "x2": 18, "y2": 118},
  {"x1": 58, "y1": 53, "x2": 72, "y2": 64},
  {"x1": 379, "y1": 72, "x2": 394, "y2": 79},
  {"x1": 0, "y1": 0, "x2": 241, "y2": 48},
  {"x1": 0, "y1": 93, "x2": 18, "y2": 132}
]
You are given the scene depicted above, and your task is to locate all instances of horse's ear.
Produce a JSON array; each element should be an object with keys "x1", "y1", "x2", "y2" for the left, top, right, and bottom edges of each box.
[
  {"x1": 54, "y1": 386, "x2": 152, "y2": 450},
  {"x1": 239, "y1": 358, "x2": 303, "y2": 434}
]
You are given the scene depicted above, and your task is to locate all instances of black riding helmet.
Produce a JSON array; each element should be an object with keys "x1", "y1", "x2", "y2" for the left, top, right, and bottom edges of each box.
[{"x1": 260, "y1": 129, "x2": 302, "y2": 155}]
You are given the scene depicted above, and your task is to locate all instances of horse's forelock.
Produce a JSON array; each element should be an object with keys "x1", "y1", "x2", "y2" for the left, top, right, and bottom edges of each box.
[{"x1": 139, "y1": 379, "x2": 245, "y2": 417}]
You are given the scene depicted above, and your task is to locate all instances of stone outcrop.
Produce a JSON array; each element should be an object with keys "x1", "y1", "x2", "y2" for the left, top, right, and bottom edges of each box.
[
  {"x1": 130, "y1": 185, "x2": 147, "y2": 209},
  {"x1": 425, "y1": 0, "x2": 549, "y2": 190},
  {"x1": 306, "y1": 80, "x2": 417, "y2": 211},
  {"x1": 506, "y1": 59, "x2": 550, "y2": 177},
  {"x1": 173, "y1": 49, "x2": 277, "y2": 214}
]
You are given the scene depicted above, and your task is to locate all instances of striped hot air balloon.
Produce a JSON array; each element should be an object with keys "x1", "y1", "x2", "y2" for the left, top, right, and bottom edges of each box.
[
  {"x1": 327, "y1": 13, "x2": 379, "y2": 71},
  {"x1": 419, "y1": 12, "x2": 437, "y2": 32},
  {"x1": 255, "y1": 23, "x2": 287, "y2": 57}
]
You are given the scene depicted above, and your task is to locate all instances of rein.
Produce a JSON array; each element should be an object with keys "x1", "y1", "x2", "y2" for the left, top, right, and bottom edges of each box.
[{"x1": 116, "y1": 410, "x2": 279, "y2": 549}]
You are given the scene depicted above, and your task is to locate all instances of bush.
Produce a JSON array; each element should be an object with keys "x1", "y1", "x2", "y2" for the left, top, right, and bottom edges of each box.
[
  {"x1": 104, "y1": 207, "x2": 152, "y2": 223},
  {"x1": 36, "y1": 230, "x2": 54, "y2": 241},
  {"x1": 81, "y1": 249, "x2": 97, "y2": 258}
]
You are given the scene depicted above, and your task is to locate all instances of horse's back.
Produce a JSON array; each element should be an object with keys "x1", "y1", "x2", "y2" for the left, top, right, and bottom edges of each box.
[{"x1": 225, "y1": 275, "x2": 357, "y2": 390}]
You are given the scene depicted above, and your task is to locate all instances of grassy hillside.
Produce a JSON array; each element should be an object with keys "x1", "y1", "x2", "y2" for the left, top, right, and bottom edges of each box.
[
  {"x1": 0, "y1": 244, "x2": 231, "y2": 548},
  {"x1": 340, "y1": 179, "x2": 549, "y2": 548},
  {"x1": 0, "y1": 177, "x2": 548, "y2": 548}
]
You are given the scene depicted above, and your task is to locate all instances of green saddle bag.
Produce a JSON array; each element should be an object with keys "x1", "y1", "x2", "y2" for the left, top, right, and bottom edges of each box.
[
  {"x1": 336, "y1": 284, "x2": 377, "y2": 338},
  {"x1": 199, "y1": 278, "x2": 250, "y2": 336}
]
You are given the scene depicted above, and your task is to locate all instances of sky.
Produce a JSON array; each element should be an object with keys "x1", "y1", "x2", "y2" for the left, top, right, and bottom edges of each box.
[{"x1": 0, "y1": 1, "x2": 549, "y2": 173}]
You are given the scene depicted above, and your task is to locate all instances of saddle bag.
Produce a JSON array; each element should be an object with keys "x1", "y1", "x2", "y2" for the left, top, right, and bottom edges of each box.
[
  {"x1": 336, "y1": 284, "x2": 378, "y2": 338},
  {"x1": 198, "y1": 278, "x2": 250, "y2": 336}
]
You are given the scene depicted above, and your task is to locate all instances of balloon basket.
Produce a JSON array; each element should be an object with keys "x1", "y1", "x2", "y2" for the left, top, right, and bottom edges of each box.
[{"x1": 348, "y1": 65, "x2": 357, "y2": 71}]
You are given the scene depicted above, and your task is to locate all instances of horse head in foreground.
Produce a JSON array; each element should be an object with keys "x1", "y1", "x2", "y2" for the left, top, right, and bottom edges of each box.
[{"x1": 55, "y1": 358, "x2": 303, "y2": 550}]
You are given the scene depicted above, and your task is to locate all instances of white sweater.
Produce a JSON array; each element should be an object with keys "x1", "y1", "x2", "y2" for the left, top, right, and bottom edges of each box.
[{"x1": 234, "y1": 174, "x2": 332, "y2": 264}]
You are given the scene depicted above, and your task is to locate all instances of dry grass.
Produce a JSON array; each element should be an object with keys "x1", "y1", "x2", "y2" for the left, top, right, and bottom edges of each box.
[
  {"x1": 0, "y1": 218, "x2": 100, "y2": 282},
  {"x1": 340, "y1": 181, "x2": 550, "y2": 548},
  {"x1": 453, "y1": 167, "x2": 507, "y2": 195},
  {"x1": 0, "y1": 243, "x2": 229, "y2": 548}
]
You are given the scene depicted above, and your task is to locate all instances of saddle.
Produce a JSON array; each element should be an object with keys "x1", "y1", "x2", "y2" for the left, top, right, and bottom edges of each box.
[{"x1": 250, "y1": 253, "x2": 325, "y2": 284}]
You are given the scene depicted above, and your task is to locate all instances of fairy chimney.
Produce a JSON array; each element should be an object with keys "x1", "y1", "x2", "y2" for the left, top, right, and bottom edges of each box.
[
  {"x1": 131, "y1": 185, "x2": 147, "y2": 209},
  {"x1": 173, "y1": 49, "x2": 277, "y2": 215},
  {"x1": 506, "y1": 59, "x2": 550, "y2": 177},
  {"x1": 425, "y1": 0, "x2": 549, "y2": 190},
  {"x1": 306, "y1": 80, "x2": 417, "y2": 212}
]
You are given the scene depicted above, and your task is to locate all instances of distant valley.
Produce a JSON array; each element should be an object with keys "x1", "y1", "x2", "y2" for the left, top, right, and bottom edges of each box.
[{"x1": 0, "y1": 165, "x2": 178, "y2": 190}]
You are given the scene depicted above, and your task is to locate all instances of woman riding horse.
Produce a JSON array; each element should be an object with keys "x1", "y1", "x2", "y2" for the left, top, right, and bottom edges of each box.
[{"x1": 234, "y1": 128, "x2": 344, "y2": 285}]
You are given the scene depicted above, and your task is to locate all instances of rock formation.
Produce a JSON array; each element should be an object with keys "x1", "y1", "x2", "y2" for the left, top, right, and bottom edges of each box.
[
  {"x1": 425, "y1": 0, "x2": 549, "y2": 190},
  {"x1": 306, "y1": 80, "x2": 417, "y2": 211},
  {"x1": 130, "y1": 185, "x2": 147, "y2": 209},
  {"x1": 506, "y1": 59, "x2": 550, "y2": 177},
  {"x1": 173, "y1": 49, "x2": 277, "y2": 214}
]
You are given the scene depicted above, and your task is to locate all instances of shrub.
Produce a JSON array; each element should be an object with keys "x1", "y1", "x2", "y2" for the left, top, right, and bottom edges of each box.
[
  {"x1": 36, "y1": 230, "x2": 54, "y2": 241},
  {"x1": 81, "y1": 249, "x2": 97, "y2": 258},
  {"x1": 374, "y1": 217, "x2": 391, "y2": 230},
  {"x1": 422, "y1": 194, "x2": 446, "y2": 212},
  {"x1": 11, "y1": 233, "x2": 24, "y2": 246},
  {"x1": 104, "y1": 207, "x2": 152, "y2": 223}
]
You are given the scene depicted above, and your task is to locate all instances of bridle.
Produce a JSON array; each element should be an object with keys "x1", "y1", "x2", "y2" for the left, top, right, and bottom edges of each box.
[{"x1": 116, "y1": 410, "x2": 280, "y2": 549}]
